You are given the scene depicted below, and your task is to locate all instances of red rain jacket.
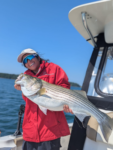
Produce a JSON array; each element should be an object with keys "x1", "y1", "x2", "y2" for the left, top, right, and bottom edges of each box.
[{"x1": 22, "y1": 61, "x2": 70, "y2": 142}]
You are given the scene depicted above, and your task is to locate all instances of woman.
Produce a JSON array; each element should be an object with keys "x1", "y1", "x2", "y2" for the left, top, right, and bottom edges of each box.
[{"x1": 14, "y1": 48, "x2": 73, "y2": 150}]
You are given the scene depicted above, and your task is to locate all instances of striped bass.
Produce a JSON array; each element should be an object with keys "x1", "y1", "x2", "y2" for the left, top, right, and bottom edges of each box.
[{"x1": 15, "y1": 73, "x2": 113, "y2": 142}]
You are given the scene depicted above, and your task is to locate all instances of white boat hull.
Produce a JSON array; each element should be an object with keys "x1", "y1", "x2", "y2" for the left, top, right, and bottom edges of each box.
[
  {"x1": 84, "y1": 137, "x2": 113, "y2": 150},
  {"x1": 0, "y1": 127, "x2": 72, "y2": 150}
]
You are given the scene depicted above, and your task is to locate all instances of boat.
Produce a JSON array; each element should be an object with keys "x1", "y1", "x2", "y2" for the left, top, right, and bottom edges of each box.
[
  {"x1": 68, "y1": 0, "x2": 113, "y2": 150},
  {"x1": 1, "y1": 0, "x2": 113, "y2": 149}
]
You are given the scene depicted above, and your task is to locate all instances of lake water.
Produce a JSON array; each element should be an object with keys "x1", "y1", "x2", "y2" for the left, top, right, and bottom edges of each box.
[{"x1": 0, "y1": 78, "x2": 81, "y2": 137}]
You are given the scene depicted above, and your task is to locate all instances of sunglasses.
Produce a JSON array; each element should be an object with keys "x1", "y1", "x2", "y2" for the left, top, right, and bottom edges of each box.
[{"x1": 23, "y1": 54, "x2": 38, "y2": 65}]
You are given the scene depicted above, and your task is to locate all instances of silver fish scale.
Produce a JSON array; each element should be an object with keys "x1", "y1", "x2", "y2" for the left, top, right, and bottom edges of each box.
[{"x1": 42, "y1": 81, "x2": 104, "y2": 121}]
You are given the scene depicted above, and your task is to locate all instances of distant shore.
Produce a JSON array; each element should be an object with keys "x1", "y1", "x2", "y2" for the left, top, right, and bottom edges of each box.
[
  {"x1": 0, "y1": 73, "x2": 18, "y2": 80},
  {"x1": 0, "y1": 73, "x2": 81, "y2": 87}
]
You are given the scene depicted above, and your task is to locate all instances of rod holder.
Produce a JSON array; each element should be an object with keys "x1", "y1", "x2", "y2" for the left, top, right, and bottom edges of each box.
[{"x1": 13, "y1": 105, "x2": 25, "y2": 136}]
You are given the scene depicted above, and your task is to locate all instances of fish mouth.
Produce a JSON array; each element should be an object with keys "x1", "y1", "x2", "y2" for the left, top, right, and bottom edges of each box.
[
  {"x1": 15, "y1": 74, "x2": 24, "y2": 83},
  {"x1": 15, "y1": 78, "x2": 20, "y2": 83}
]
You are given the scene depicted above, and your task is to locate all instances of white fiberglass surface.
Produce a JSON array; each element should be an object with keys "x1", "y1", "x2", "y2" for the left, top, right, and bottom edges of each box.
[
  {"x1": 69, "y1": 0, "x2": 112, "y2": 45},
  {"x1": 83, "y1": 137, "x2": 113, "y2": 150}
]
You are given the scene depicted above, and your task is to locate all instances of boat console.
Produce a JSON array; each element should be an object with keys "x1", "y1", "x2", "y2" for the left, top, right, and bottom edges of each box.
[{"x1": 68, "y1": 0, "x2": 113, "y2": 150}]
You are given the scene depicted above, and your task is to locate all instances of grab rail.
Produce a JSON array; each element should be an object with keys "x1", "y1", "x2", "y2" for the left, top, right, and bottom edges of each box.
[{"x1": 81, "y1": 12, "x2": 97, "y2": 47}]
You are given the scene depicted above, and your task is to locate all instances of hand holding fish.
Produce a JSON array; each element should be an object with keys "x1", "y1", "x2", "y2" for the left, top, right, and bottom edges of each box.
[
  {"x1": 14, "y1": 84, "x2": 21, "y2": 91},
  {"x1": 63, "y1": 105, "x2": 74, "y2": 114}
]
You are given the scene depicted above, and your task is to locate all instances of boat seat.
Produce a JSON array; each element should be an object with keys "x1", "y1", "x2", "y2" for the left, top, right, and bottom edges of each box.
[
  {"x1": 14, "y1": 136, "x2": 23, "y2": 147},
  {"x1": 86, "y1": 112, "x2": 113, "y2": 145}
]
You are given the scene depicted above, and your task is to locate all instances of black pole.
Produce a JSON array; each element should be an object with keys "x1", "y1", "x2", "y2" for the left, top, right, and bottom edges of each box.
[{"x1": 13, "y1": 105, "x2": 25, "y2": 136}]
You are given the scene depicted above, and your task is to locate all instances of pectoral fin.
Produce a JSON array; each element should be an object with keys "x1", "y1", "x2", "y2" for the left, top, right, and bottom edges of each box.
[
  {"x1": 39, "y1": 88, "x2": 47, "y2": 96},
  {"x1": 38, "y1": 105, "x2": 47, "y2": 115},
  {"x1": 74, "y1": 112, "x2": 88, "y2": 122}
]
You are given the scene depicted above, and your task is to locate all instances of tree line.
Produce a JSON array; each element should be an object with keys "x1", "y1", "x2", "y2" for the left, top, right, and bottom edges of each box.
[
  {"x1": 0, "y1": 73, "x2": 81, "y2": 87},
  {"x1": 69, "y1": 82, "x2": 81, "y2": 87},
  {"x1": 0, "y1": 73, "x2": 18, "y2": 79}
]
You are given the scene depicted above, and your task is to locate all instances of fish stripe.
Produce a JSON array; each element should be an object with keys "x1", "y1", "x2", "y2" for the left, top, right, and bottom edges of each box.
[{"x1": 42, "y1": 81, "x2": 103, "y2": 120}]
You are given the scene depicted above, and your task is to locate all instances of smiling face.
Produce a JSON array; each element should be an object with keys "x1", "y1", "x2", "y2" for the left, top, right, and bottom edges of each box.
[{"x1": 22, "y1": 53, "x2": 40, "y2": 74}]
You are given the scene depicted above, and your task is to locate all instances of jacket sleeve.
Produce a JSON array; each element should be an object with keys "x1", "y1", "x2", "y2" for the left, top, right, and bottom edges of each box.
[{"x1": 54, "y1": 65, "x2": 70, "y2": 89}]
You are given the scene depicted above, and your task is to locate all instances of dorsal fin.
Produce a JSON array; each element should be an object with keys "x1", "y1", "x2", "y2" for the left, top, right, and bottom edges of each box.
[{"x1": 74, "y1": 90, "x2": 87, "y2": 98}]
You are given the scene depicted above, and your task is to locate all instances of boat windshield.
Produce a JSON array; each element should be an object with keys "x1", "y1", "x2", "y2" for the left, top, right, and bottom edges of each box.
[
  {"x1": 99, "y1": 47, "x2": 113, "y2": 94},
  {"x1": 87, "y1": 48, "x2": 103, "y2": 97},
  {"x1": 88, "y1": 47, "x2": 113, "y2": 97}
]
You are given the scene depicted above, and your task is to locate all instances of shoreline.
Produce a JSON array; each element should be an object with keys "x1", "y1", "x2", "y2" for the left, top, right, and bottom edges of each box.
[{"x1": 0, "y1": 73, "x2": 81, "y2": 87}]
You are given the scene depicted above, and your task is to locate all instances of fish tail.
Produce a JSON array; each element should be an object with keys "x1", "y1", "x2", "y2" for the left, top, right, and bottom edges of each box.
[{"x1": 100, "y1": 114, "x2": 113, "y2": 142}]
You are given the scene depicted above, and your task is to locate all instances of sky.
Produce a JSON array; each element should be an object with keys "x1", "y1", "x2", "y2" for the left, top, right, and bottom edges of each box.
[{"x1": 0, "y1": 0, "x2": 99, "y2": 86}]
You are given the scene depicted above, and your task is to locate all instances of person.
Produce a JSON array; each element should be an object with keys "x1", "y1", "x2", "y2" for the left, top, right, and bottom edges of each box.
[{"x1": 14, "y1": 48, "x2": 73, "y2": 150}]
